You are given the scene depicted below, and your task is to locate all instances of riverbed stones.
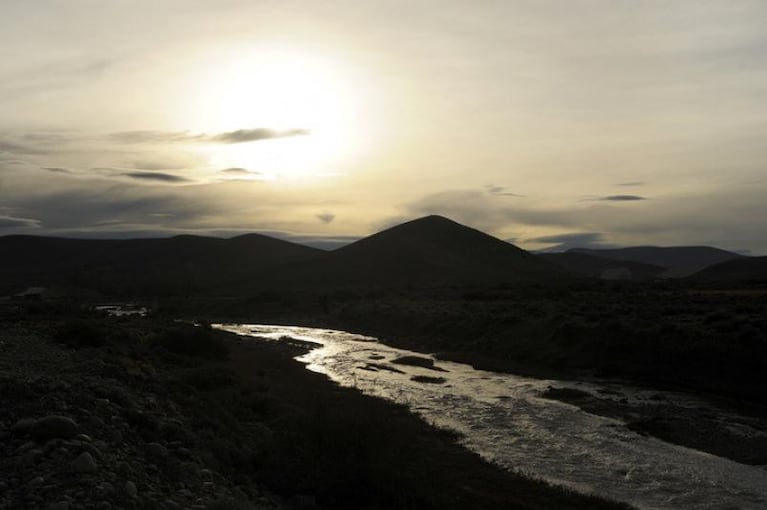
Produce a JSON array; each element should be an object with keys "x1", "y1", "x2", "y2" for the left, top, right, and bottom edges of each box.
[
  {"x1": 31, "y1": 415, "x2": 79, "y2": 441},
  {"x1": 124, "y1": 480, "x2": 138, "y2": 498},
  {"x1": 71, "y1": 451, "x2": 98, "y2": 473},
  {"x1": 145, "y1": 442, "x2": 168, "y2": 460},
  {"x1": 11, "y1": 417, "x2": 37, "y2": 436}
]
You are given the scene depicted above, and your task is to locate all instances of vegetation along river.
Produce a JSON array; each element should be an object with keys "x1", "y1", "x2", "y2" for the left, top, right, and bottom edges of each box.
[{"x1": 215, "y1": 323, "x2": 767, "y2": 510}]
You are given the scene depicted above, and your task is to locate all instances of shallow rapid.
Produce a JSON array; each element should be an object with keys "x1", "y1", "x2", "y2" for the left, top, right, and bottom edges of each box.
[{"x1": 216, "y1": 323, "x2": 767, "y2": 510}]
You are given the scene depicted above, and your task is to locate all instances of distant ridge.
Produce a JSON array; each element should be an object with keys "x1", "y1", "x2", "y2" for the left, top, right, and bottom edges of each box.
[
  {"x1": 570, "y1": 246, "x2": 745, "y2": 278},
  {"x1": 310, "y1": 215, "x2": 563, "y2": 288},
  {"x1": 541, "y1": 251, "x2": 665, "y2": 280},
  {"x1": 0, "y1": 233, "x2": 322, "y2": 295},
  {"x1": 0, "y1": 216, "x2": 564, "y2": 295},
  {"x1": 691, "y1": 256, "x2": 767, "y2": 283}
]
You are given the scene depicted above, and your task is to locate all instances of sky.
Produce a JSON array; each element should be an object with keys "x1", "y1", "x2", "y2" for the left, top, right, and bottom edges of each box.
[{"x1": 1, "y1": 0, "x2": 766, "y2": 253}]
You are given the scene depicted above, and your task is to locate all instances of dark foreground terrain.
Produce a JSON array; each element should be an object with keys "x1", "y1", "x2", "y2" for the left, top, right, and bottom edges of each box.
[
  {"x1": 168, "y1": 281, "x2": 767, "y2": 467},
  {"x1": 0, "y1": 303, "x2": 630, "y2": 510}
]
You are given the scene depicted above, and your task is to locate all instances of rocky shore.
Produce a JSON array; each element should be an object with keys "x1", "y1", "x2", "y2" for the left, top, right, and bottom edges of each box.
[{"x1": 0, "y1": 322, "x2": 279, "y2": 510}]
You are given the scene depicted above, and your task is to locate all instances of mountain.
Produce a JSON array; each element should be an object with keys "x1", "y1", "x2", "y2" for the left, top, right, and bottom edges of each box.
[
  {"x1": 0, "y1": 234, "x2": 323, "y2": 295},
  {"x1": 569, "y1": 246, "x2": 746, "y2": 278},
  {"x1": 306, "y1": 215, "x2": 563, "y2": 288},
  {"x1": 0, "y1": 216, "x2": 570, "y2": 296},
  {"x1": 541, "y1": 252, "x2": 665, "y2": 280},
  {"x1": 691, "y1": 256, "x2": 767, "y2": 283}
]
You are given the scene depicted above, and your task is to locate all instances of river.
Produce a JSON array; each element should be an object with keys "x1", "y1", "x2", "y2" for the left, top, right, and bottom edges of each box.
[{"x1": 215, "y1": 323, "x2": 767, "y2": 510}]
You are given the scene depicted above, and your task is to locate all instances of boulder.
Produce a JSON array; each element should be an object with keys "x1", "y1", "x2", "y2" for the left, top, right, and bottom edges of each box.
[
  {"x1": 31, "y1": 416, "x2": 78, "y2": 441},
  {"x1": 71, "y1": 452, "x2": 98, "y2": 473}
]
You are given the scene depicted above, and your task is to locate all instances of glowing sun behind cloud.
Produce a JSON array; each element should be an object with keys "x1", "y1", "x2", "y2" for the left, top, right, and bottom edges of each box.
[{"x1": 191, "y1": 49, "x2": 363, "y2": 180}]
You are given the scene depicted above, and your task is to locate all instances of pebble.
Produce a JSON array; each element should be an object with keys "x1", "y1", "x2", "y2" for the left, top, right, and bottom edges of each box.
[
  {"x1": 145, "y1": 442, "x2": 168, "y2": 460},
  {"x1": 11, "y1": 417, "x2": 37, "y2": 435},
  {"x1": 31, "y1": 415, "x2": 79, "y2": 441},
  {"x1": 71, "y1": 452, "x2": 98, "y2": 473},
  {"x1": 124, "y1": 480, "x2": 138, "y2": 498}
]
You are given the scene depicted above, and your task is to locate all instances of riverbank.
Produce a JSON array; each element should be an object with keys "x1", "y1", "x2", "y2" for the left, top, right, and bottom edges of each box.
[
  {"x1": 172, "y1": 288, "x2": 767, "y2": 470},
  {"x1": 0, "y1": 308, "x2": 631, "y2": 509}
]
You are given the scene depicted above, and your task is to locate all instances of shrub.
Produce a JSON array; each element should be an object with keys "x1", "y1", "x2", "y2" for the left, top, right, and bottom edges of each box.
[
  {"x1": 155, "y1": 325, "x2": 228, "y2": 359},
  {"x1": 183, "y1": 367, "x2": 236, "y2": 391},
  {"x1": 53, "y1": 319, "x2": 107, "y2": 348}
]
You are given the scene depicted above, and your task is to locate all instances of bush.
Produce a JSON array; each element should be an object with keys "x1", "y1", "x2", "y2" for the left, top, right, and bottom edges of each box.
[
  {"x1": 53, "y1": 320, "x2": 107, "y2": 348},
  {"x1": 183, "y1": 367, "x2": 236, "y2": 391},
  {"x1": 155, "y1": 325, "x2": 228, "y2": 359}
]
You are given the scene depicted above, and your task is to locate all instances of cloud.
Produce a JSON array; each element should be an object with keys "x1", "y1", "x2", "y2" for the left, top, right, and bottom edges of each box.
[
  {"x1": 526, "y1": 232, "x2": 616, "y2": 251},
  {"x1": 220, "y1": 167, "x2": 260, "y2": 175},
  {"x1": 121, "y1": 172, "x2": 191, "y2": 183},
  {"x1": 0, "y1": 215, "x2": 41, "y2": 229},
  {"x1": 210, "y1": 128, "x2": 310, "y2": 144},
  {"x1": 485, "y1": 184, "x2": 525, "y2": 197},
  {"x1": 528, "y1": 232, "x2": 604, "y2": 245},
  {"x1": 599, "y1": 195, "x2": 647, "y2": 201},
  {"x1": 616, "y1": 182, "x2": 646, "y2": 187},
  {"x1": 42, "y1": 167, "x2": 72, "y2": 174},
  {"x1": 316, "y1": 212, "x2": 335, "y2": 224},
  {"x1": 110, "y1": 128, "x2": 310, "y2": 145},
  {"x1": 0, "y1": 138, "x2": 45, "y2": 155}
]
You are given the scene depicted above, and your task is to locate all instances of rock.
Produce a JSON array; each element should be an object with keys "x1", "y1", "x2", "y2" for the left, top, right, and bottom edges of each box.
[
  {"x1": 123, "y1": 480, "x2": 138, "y2": 498},
  {"x1": 71, "y1": 451, "x2": 98, "y2": 473},
  {"x1": 47, "y1": 502, "x2": 70, "y2": 510},
  {"x1": 145, "y1": 442, "x2": 168, "y2": 460},
  {"x1": 81, "y1": 442, "x2": 102, "y2": 459},
  {"x1": 99, "y1": 481, "x2": 114, "y2": 494},
  {"x1": 29, "y1": 476, "x2": 45, "y2": 487},
  {"x1": 15, "y1": 440, "x2": 37, "y2": 454},
  {"x1": 31, "y1": 416, "x2": 79, "y2": 441},
  {"x1": 75, "y1": 433, "x2": 92, "y2": 442},
  {"x1": 11, "y1": 417, "x2": 37, "y2": 436}
]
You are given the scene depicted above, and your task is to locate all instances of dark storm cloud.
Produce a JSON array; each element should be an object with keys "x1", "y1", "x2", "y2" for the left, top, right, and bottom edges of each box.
[
  {"x1": 122, "y1": 172, "x2": 191, "y2": 183},
  {"x1": 316, "y1": 212, "x2": 335, "y2": 224},
  {"x1": 110, "y1": 128, "x2": 310, "y2": 145},
  {"x1": 600, "y1": 195, "x2": 647, "y2": 201}
]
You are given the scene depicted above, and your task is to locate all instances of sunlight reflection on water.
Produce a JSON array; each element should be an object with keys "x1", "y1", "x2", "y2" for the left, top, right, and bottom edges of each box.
[{"x1": 216, "y1": 323, "x2": 767, "y2": 510}]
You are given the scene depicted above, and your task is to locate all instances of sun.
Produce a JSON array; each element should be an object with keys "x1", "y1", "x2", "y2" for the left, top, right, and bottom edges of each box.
[{"x1": 191, "y1": 49, "x2": 360, "y2": 180}]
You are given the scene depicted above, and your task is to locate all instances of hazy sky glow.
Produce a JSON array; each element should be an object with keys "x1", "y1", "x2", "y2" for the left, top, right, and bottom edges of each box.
[{"x1": 2, "y1": 1, "x2": 766, "y2": 252}]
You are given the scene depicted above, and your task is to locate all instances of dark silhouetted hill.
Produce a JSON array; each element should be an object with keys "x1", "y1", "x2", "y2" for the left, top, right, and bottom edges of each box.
[
  {"x1": 1, "y1": 216, "x2": 570, "y2": 296},
  {"x1": 691, "y1": 256, "x2": 767, "y2": 283},
  {"x1": 541, "y1": 252, "x2": 665, "y2": 280},
  {"x1": 0, "y1": 234, "x2": 322, "y2": 296},
  {"x1": 570, "y1": 246, "x2": 745, "y2": 278},
  {"x1": 304, "y1": 215, "x2": 564, "y2": 288}
]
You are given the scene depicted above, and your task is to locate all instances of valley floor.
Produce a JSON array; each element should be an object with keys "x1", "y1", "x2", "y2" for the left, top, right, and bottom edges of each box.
[{"x1": 0, "y1": 307, "x2": 631, "y2": 510}]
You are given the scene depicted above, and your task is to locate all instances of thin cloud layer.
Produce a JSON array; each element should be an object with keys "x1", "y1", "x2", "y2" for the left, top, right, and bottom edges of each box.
[
  {"x1": 316, "y1": 212, "x2": 336, "y2": 224},
  {"x1": 600, "y1": 195, "x2": 647, "y2": 202},
  {"x1": 110, "y1": 128, "x2": 310, "y2": 145},
  {"x1": 122, "y1": 171, "x2": 192, "y2": 183}
]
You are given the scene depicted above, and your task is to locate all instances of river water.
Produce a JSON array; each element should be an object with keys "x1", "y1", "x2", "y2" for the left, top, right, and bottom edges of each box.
[{"x1": 215, "y1": 323, "x2": 767, "y2": 510}]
